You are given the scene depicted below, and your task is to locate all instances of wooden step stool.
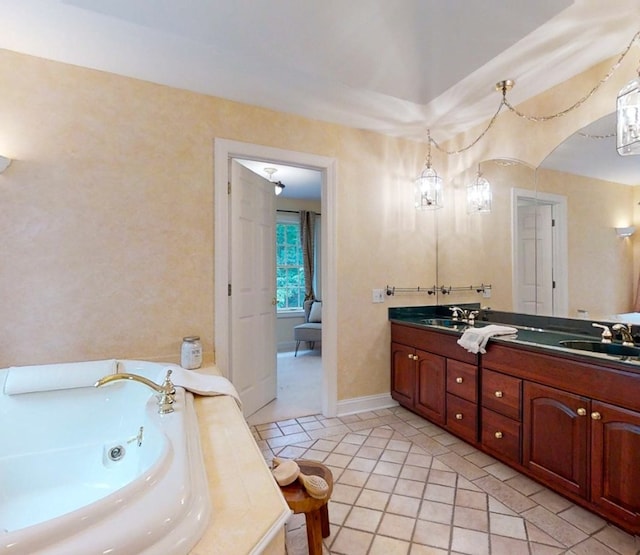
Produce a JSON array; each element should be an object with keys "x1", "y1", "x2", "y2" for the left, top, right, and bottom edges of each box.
[{"x1": 277, "y1": 459, "x2": 333, "y2": 555}]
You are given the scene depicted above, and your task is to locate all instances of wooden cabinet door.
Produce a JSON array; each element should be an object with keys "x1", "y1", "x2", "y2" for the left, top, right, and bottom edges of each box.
[
  {"x1": 523, "y1": 382, "x2": 589, "y2": 499},
  {"x1": 415, "y1": 349, "x2": 446, "y2": 425},
  {"x1": 391, "y1": 342, "x2": 415, "y2": 407},
  {"x1": 591, "y1": 401, "x2": 640, "y2": 530}
]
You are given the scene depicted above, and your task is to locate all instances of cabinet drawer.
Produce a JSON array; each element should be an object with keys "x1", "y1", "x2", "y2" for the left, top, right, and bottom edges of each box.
[
  {"x1": 447, "y1": 360, "x2": 477, "y2": 403},
  {"x1": 446, "y1": 394, "x2": 478, "y2": 444},
  {"x1": 482, "y1": 408, "x2": 521, "y2": 464},
  {"x1": 482, "y1": 369, "x2": 522, "y2": 420}
]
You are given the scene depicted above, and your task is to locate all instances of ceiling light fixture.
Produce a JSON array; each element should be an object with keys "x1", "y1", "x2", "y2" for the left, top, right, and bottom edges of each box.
[
  {"x1": 617, "y1": 64, "x2": 640, "y2": 155},
  {"x1": 415, "y1": 129, "x2": 443, "y2": 210},
  {"x1": 263, "y1": 166, "x2": 286, "y2": 195},
  {"x1": 467, "y1": 166, "x2": 492, "y2": 213}
]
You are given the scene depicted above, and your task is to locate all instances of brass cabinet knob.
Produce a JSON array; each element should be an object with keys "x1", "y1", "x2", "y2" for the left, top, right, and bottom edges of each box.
[
  {"x1": 413, "y1": 355, "x2": 419, "y2": 361},
  {"x1": 494, "y1": 391, "x2": 503, "y2": 398},
  {"x1": 591, "y1": 411, "x2": 602, "y2": 420},
  {"x1": 456, "y1": 377, "x2": 463, "y2": 384},
  {"x1": 407, "y1": 353, "x2": 413, "y2": 359},
  {"x1": 494, "y1": 431, "x2": 503, "y2": 439},
  {"x1": 577, "y1": 408, "x2": 587, "y2": 416},
  {"x1": 455, "y1": 413, "x2": 463, "y2": 420}
]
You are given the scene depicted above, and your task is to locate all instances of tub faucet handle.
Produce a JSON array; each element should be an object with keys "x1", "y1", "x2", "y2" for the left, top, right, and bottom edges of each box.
[
  {"x1": 592, "y1": 323, "x2": 612, "y2": 343},
  {"x1": 158, "y1": 369, "x2": 176, "y2": 414}
]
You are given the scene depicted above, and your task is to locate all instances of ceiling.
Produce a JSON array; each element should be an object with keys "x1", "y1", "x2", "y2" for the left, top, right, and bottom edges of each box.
[{"x1": 2, "y1": 1, "x2": 639, "y2": 195}]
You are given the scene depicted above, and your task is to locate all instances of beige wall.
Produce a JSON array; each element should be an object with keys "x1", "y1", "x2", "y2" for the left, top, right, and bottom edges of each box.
[
  {"x1": 0, "y1": 48, "x2": 432, "y2": 404},
  {"x1": 1, "y1": 45, "x2": 637, "y2": 402}
]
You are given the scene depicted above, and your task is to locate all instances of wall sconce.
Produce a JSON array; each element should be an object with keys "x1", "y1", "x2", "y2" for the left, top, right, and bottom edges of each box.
[
  {"x1": 467, "y1": 167, "x2": 492, "y2": 213},
  {"x1": 615, "y1": 225, "x2": 636, "y2": 237},
  {"x1": 0, "y1": 155, "x2": 12, "y2": 173},
  {"x1": 415, "y1": 129, "x2": 443, "y2": 210},
  {"x1": 263, "y1": 167, "x2": 286, "y2": 195},
  {"x1": 617, "y1": 65, "x2": 640, "y2": 156}
]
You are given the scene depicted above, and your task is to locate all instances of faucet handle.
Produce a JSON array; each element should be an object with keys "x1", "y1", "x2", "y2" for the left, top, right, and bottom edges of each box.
[
  {"x1": 450, "y1": 306, "x2": 464, "y2": 321},
  {"x1": 592, "y1": 323, "x2": 612, "y2": 343},
  {"x1": 468, "y1": 310, "x2": 479, "y2": 323},
  {"x1": 162, "y1": 369, "x2": 176, "y2": 395}
]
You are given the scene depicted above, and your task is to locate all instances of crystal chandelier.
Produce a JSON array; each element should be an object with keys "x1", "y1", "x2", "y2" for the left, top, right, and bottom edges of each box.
[
  {"x1": 467, "y1": 167, "x2": 492, "y2": 213},
  {"x1": 415, "y1": 130, "x2": 443, "y2": 210},
  {"x1": 617, "y1": 66, "x2": 640, "y2": 155}
]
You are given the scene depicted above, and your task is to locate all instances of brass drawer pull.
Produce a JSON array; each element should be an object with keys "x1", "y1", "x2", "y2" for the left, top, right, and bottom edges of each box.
[
  {"x1": 455, "y1": 413, "x2": 463, "y2": 420},
  {"x1": 591, "y1": 411, "x2": 602, "y2": 420},
  {"x1": 494, "y1": 391, "x2": 503, "y2": 398},
  {"x1": 494, "y1": 431, "x2": 503, "y2": 439},
  {"x1": 577, "y1": 408, "x2": 586, "y2": 416},
  {"x1": 455, "y1": 377, "x2": 463, "y2": 384}
]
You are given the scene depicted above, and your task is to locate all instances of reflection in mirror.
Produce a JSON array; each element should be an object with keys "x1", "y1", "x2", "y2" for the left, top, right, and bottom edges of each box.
[
  {"x1": 437, "y1": 158, "x2": 535, "y2": 312},
  {"x1": 538, "y1": 112, "x2": 640, "y2": 322}
]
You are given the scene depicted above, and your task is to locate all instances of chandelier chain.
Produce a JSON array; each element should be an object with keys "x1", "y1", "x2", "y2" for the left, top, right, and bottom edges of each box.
[{"x1": 429, "y1": 29, "x2": 640, "y2": 156}]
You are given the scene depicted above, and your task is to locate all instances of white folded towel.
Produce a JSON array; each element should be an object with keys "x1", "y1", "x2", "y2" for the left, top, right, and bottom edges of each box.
[
  {"x1": 4, "y1": 359, "x2": 117, "y2": 395},
  {"x1": 163, "y1": 367, "x2": 243, "y2": 410},
  {"x1": 457, "y1": 325, "x2": 518, "y2": 354}
]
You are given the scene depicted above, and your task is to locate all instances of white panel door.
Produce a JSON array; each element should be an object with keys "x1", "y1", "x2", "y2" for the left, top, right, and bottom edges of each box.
[
  {"x1": 516, "y1": 202, "x2": 553, "y2": 314},
  {"x1": 229, "y1": 160, "x2": 277, "y2": 416}
]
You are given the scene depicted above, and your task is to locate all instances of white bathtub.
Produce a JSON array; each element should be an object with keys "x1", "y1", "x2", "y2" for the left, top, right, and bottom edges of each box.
[{"x1": 0, "y1": 360, "x2": 210, "y2": 555}]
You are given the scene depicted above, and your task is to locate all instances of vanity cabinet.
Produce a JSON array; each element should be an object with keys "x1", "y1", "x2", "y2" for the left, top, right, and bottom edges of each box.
[
  {"x1": 522, "y1": 382, "x2": 589, "y2": 499},
  {"x1": 391, "y1": 323, "x2": 477, "y2": 438},
  {"x1": 591, "y1": 401, "x2": 640, "y2": 529},
  {"x1": 445, "y1": 360, "x2": 478, "y2": 443},
  {"x1": 481, "y1": 369, "x2": 522, "y2": 464},
  {"x1": 390, "y1": 321, "x2": 640, "y2": 534},
  {"x1": 484, "y1": 342, "x2": 640, "y2": 532},
  {"x1": 391, "y1": 341, "x2": 445, "y2": 424}
]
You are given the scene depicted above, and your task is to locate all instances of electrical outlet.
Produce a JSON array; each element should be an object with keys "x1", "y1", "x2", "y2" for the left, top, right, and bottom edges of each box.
[
  {"x1": 482, "y1": 288, "x2": 492, "y2": 298},
  {"x1": 372, "y1": 288, "x2": 385, "y2": 303}
]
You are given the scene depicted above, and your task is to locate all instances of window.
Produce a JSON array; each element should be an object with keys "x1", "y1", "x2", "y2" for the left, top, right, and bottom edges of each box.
[{"x1": 276, "y1": 217, "x2": 304, "y2": 311}]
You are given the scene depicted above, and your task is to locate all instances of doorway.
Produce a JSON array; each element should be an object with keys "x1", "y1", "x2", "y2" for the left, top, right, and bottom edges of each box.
[
  {"x1": 512, "y1": 188, "x2": 568, "y2": 316},
  {"x1": 238, "y1": 158, "x2": 323, "y2": 424},
  {"x1": 214, "y1": 139, "x2": 338, "y2": 419}
]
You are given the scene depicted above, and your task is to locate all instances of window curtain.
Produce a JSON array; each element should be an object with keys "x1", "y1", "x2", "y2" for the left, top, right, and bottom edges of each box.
[{"x1": 300, "y1": 210, "x2": 316, "y2": 301}]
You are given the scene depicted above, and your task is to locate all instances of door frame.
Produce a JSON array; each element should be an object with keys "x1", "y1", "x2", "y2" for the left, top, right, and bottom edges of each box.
[
  {"x1": 511, "y1": 188, "x2": 568, "y2": 316},
  {"x1": 214, "y1": 138, "x2": 338, "y2": 417}
]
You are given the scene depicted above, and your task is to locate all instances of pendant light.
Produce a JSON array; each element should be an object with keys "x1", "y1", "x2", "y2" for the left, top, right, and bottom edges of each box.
[{"x1": 415, "y1": 130, "x2": 443, "y2": 210}]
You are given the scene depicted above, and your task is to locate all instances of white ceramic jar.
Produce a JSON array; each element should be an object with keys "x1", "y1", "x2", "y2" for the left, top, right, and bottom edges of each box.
[{"x1": 181, "y1": 336, "x2": 202, "y2": 369}]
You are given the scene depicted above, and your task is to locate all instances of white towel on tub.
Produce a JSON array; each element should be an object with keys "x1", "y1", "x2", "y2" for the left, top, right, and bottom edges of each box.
[
  {"x1": 457, "y1": 325, "x2": 518, "y2": 354},
  {"x1": 4, "y1": 359, "x2": 118, "y2": 395},
  {"x1": 165, "y1": 367, "x2": 243, "y2": 410}
]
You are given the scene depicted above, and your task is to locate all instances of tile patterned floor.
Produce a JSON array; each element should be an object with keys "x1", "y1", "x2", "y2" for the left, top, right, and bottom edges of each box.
[{"x1": 250, "y1": 407, "x2": 640, "y2": 555}]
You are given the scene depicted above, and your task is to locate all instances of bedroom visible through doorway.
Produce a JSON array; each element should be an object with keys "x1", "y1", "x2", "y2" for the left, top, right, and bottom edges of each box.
[{"x1": 237, "y1": 159, "x2": 323, "y2": 424}]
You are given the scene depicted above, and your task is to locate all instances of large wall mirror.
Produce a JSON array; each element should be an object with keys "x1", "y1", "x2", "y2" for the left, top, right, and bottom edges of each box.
[
  {"x1": 436, "y1": 112, "x2": 640, "y2": 321},
  {"x1": 538, "y1": 112, "x2": 640, "y2": 321},
  {"x1": 436, "y1": 158, "x2": 536, "y2": 313}
]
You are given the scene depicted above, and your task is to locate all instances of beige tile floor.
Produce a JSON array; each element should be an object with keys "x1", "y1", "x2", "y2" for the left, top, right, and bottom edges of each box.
[{"x1": 251, "y1": 407, "x2": 640, "y2": 555}]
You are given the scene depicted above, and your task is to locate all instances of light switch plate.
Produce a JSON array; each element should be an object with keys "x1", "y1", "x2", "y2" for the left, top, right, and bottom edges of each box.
[{"x1": 372, "y1": 288, "x2": 385, "y2": 303}]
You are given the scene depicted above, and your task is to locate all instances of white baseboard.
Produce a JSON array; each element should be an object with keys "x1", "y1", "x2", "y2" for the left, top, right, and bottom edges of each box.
[{"x1": 336, "y1": 392, "x2": 399, "y2": 417}]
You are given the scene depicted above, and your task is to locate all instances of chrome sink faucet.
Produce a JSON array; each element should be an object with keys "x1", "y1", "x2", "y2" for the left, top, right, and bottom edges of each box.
[
  {"x1": 450, "y1": 306, "x2": 466, "y2": 321},
  {"x1": 95, "y1": 369, "x2": 176, "y2": 414},
  {"x1": 592, "y1": 323, "x2": 612, "y2": 343},
  {"x1": 612, "y1": 323, "x2": 635, "y2": 347},
  {"x1": 450, "y1": 306, "x2": 478, "y2": 324}
]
